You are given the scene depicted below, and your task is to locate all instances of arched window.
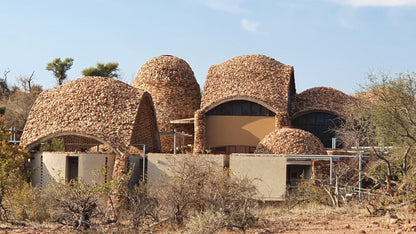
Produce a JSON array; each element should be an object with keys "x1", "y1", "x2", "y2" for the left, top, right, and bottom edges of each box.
[
  {"x1": 206, "y1": 100, "x2": 275, "y2": 116},
  {"x1": 292, "y1": 112, "x2": 344, "y2": 148}
]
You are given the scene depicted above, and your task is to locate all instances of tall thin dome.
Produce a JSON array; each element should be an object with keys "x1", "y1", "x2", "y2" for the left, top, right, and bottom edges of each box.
[{"x1": 132, "y1": 55, "x2": 201, "y2": 152}]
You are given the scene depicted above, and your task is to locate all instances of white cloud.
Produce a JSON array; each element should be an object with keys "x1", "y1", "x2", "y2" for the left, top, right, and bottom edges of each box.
[
  {"x1": 241, "y1": 19, "x2": 259, "y2": 32},
  {"x1": 326, "y1": 0, "x2": 416, "y2": 7},
  {"x1": 199, "y1": 0, "x2": 248, "y2": 14}
]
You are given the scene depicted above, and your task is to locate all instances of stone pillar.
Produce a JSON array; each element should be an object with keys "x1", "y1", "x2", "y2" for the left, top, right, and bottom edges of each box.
[
  {"x1": 275, "y1": 112, "x2": 289, "y2": 130},
  {"x1": 112, "y1": 154, "x2": 129, "y2": 179},
  {"x1": 193, "y1": 110, "x2": 207, "y2": 154}
]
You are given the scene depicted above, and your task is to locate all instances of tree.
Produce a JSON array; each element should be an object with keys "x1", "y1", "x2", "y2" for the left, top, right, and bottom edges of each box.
[
  {"x1": 4, "y1": 72, "x2": 42, "y2": 129},
  {"x1": 82, "y1": 62, "x2": 119, "y2": 79},
  {"x1": 0, "y1": 116, "x2": 30, "y2": 220},
  {"x1": 46, "y1": 58, "x2": 74, "y2": 85},
  {"x1": 0, "y1": 69, "x2": 10, "y2": 96},
  {"x1": 337, "y1": 72, "x2": 416, "y2": 197}
]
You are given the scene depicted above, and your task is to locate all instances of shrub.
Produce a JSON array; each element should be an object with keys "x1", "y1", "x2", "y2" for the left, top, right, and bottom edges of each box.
[
  {"x1": 154, "y1": 155, "x2": 258, "y2": 231},
  {"x1": 120, "y1": 183, "x2": 159, "y2": 228},
  {"x1": 47, "y1": 179, "x2": 107, "y2": 230},
  {"x1": 4, "y1": 181, "x2": 51, "y2": 223},
  {"x1": 39, "y1": 138, "x2": 64, "y2": 152}
]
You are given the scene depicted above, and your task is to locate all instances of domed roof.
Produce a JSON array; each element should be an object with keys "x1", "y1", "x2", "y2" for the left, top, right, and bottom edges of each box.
[
  {"x1": 291, "y1": 86, "x2": 355, "y2": 118},
  {"x1": 21, "y1": 76, "x2": 161, "y2": 155},
  {"x1": 201, "y1": 54, "x2": 295, "y2": 113},
  {"x1": 255, "y1": 127, "x2": 325, "y2": 155},
  {"x1": 132, "y1": 55, "x2": 201, "y2": 152}
]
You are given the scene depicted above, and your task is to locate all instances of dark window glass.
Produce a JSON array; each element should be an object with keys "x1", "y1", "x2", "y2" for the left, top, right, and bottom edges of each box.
[
  {"x1": 206, "y1": 100, "x2": 275, "y2": 116},
  {"x1": 292, "y1": 112, "x2": 344, "y2": 148}
]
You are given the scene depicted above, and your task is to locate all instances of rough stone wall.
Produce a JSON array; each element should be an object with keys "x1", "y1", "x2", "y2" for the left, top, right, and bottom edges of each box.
[
  {"x1": 193, "y1": 110, "x2": 207, "y2": 153},
  {"x1": 132, "y1": 55, "x2": 201, "y2": 152},
  {"x1": 275, "y1": 112, "x2": 290, "y2": 129},
  {"x1": 255, "y1": 127, "x2": 325, "y2": 155},
  {"x1": 130, "y1": 94, "x2": 161, "y2": 153},
  {"x1": 291, "y1": 86, "x2": 356, "y2": 119},
  {"x1": 201, "y1": 54, "x2": 295, "y2": 113},
  {"x1": 21, "y1": 76, "x2": 158, "y2": 157}
]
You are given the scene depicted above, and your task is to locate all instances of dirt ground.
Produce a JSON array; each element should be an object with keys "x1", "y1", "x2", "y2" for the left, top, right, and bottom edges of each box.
[{"x1": 1, "y1": 205, "x2": 416, "y2": 233}]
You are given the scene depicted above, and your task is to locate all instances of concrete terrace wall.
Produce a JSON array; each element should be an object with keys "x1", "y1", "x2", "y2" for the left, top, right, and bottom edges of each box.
[
  {"x1": 30, "y1": 152, "x2": 115, "y2": 186},
  {"x1": 146, "y1": 153, "x2": 225, "y2": 186},
  {"x1": 230, "y1": 154, "x2": 287, "y2": 201},
  {"x1": 147, "y1": 153, "x2": 287, "y2": 201}
]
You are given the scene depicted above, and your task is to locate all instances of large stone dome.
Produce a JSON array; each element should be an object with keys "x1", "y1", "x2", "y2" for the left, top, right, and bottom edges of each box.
[
  {"x1": 201, "y1": 54, "x2": 295, "y2": 114},
  {"x1": 132, "y1": 55, "x2": 201, "y2": 152},
  {"x1": 255, "y1": 127, "x2": 325, "y2": 155},
  {"x1": 21, "y1": 76, "x2": 161, "y2": 156}
]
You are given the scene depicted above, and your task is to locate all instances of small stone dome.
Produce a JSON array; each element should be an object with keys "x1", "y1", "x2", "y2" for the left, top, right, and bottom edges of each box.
[
  {"x1": 132, "y1": 55, "x2": 201, "y2": 152},
  {"x1": 201, "y1": 54, "x2": 295, "y2": 113},
  {"x1": 255, "y1": 127, "x2": 325, "y2": 155}
]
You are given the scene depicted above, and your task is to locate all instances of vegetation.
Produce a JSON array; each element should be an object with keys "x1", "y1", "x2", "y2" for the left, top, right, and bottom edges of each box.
[
  {"x1": 1, "y1": 71, "x2": 42, "y2": 129},
  {"x1": 46, "y1": 58, "x2": 74, "y2": 86},
  {"x1": 336, "y1": 72, "x2": 416, "y2": 205},
  {"x1": 0, "y1": 117, "x2": 30, "y2": 221},
  {"x1": 39, "y1": 138, "x2": 65, "y2": 152},
  {"x1": 82, "y1": 62, "x2": 119, "y2": 79}
]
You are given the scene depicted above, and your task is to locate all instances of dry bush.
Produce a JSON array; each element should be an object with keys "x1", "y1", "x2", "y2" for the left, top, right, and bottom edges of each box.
[
  {"x1": 153, "y1": 155, "x2": 258, "y2": 232},
  {"x1": 46, "y1": 179, "x2": 109, "y2": 230},
  {"x1": 4, "y1": 181, "x2": 51, "y2": 223},
  {"x1": 119, "y1": 183, "x2": 159, "y2": 228},
  {"x1": 286, "y1": 180, "x2": 333, "y2": 209}
]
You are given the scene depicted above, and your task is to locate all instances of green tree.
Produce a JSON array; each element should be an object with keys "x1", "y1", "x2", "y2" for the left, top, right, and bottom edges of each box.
[
  {"x1": 338, "y1": 72, "x2": 416, "y2": 197},
  {"x1": 82, "y1": 62, "x2": 119, "y2": 79},
  {"x1": 46, "y1": 58, "x2": 74, "y2": 85},
  {"x1": 0, "y1": 117, "x2": 30, "y2": 220}
]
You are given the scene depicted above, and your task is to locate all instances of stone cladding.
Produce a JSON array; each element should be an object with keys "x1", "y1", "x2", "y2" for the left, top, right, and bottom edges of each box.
[{"x1": 132, "y1": 55, "x2": 201, "y2": 152}]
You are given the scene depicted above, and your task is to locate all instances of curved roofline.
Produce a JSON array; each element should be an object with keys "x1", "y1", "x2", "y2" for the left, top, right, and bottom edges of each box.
[
  {"x1": 291, "y1": 109, "x2": 344, "y2": 121},
  {"x1": 25, "y1": 131, "x2": 120, "y2": 155},
  {"x1": 201, "y1": 95, "x2": 279, "y2": 114}
]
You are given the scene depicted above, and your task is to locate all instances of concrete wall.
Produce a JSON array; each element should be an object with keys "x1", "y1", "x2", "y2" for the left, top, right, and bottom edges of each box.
[
  {"x1": 30, "y1": 152, "x2": 114, "y2": 186},
  {"x1": 129, "y1": 155, "x2": 144, "y2": 186},
  {"x1": 206, "y1": 116, "x2": 274, "y2": 148},
  {"x1": 31, "y1": 152, "x2": 292, "y2": 201},
  {"x1": 230, "y1": 154, "x2": 287, "y2": 201},
  {"x1": 147, "y1": 153, "x2": 224, "y2": 186}
]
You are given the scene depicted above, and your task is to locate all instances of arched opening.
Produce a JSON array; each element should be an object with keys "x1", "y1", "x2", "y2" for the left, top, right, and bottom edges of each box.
[
  {"x1": 206, "y1": 100, "x2": 275, "y2": 116},
  {"x1": 205, "y1": 100, "x2": 276, "y2": 154},
  {"x1": 26, "y1": 133, "x2": 117, "y2": 186},
  {"x1": 292, "y1": 112, "x2": 344, "y2": 148}
]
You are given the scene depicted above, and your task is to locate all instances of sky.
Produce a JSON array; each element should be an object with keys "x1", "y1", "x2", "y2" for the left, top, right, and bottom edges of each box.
[{"x1": 1, "y1": 0, "x2": 416, "y2": 95}]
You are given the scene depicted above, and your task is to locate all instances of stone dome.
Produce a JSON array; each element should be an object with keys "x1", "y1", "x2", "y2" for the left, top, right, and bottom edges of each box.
[
  {"x1": 255, "y1": 127, "x2": 325, "y2": 155},
  {"x1": 201, "y1": 54, "x2": 295, "y2": 114},
  {"x1": 291, "y1": 86, "x2": 355, "y2": 118},
  {"x1": 21, "y1": 76, "x2": 161, "y2": 156},
  {"x1": 132, "y1": 55, "x2": 201, "y2": 152}
]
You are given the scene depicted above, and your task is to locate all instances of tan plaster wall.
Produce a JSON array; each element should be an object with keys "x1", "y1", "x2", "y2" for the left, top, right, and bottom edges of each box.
[
  {"x1": 206, "y1": 116, "x2": 275, "y2": 148},
  {"x1": 230, "y1": 155, "x2": 287, "y2": 201},
  {"x1": 146, "y1": 153, "x2": 224, "y2": 186},
  {"x1": 78, "y1": 154, "x2": 115, "y2": 184},
  {"x1": 38, "y1": 152, "x2": 67, "y2": 186},
  {"x1": 30, "y1": 152, "x2": 115, "y2": 186}
]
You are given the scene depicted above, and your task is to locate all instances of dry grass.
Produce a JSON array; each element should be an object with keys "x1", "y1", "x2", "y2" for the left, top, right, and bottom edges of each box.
[{"x1": 3, "y1": 203, "x2": 416, "y2": 233}]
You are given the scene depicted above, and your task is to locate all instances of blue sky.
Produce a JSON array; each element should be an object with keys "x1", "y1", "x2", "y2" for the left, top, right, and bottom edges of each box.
[{"x1": 1, "y1": 0, "x2": 416, "y2": 94}]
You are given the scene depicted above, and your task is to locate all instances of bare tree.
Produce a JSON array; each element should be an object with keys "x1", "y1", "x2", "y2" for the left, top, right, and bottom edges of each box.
[{"x1": 16, "y1": 71, "x2": 35, "y2": 93}]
